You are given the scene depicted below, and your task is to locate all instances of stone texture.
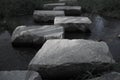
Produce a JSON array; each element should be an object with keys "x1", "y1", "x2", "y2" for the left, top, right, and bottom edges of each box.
[
  {"x1": 118, "y1": 34, "x2": 120, "y2": 38},
  {"x1": 53, "y1": 6, "x2": 81, "y2": 16},
  {"x1": 59, "y1": 0, "x2": 78, "y2": 2},
  {"x1": 88, "y1": 72, "x2": 120, "y2": 80},
  {"x1": 43, "y1": 3, "x2": 65, "y2": 10},
  {"x1": 29, "y1": 39, "x2": 115, "y2": 79},
  {"x1": 54, "y1": 17, "x2": 92, "y2": 32},
  {"x1": 33, "y1": 10, "x2": 65, "y2": 23},
  {"x1": 11, "y1": 25, "x2": 64, "y2": 47},
  {"x1": 0, "y1": 71, "x2": 42, "y2": 80}
]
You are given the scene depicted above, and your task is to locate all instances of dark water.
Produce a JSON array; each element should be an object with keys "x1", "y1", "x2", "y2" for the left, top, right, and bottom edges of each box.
[{"x1": 0, "y1": 15, "x2": 120, "y2": 70}]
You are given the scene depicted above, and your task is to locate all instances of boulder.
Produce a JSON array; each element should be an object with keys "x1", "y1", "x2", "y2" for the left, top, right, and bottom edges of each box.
[
  {"x1": 33, "y1": 10, "x2": 65, "y2": 23},
  {"x1": 11, "y1": 25, "x2": 64, "y2": 47},
  {"x1": 29, "y1": 39, "x2": 115, "y2": 80},
  {"x1": 118, "y1": 34, "x2": 120, "y2": 38},
  {"x1": 53, "y1": 6, "x2": 81, "y2": 16},
  {"x1": 59, "y1": 0, "x2": 78, "y2": 5},
  {"x1": 59, "y1": 0, "x2": 77, "y2": 2},
  {"x1": 43, "y1": 3, "x2": 66, "y2": 10},
  {"x1": 0, "y1": 71, "x2": 42, "y2": 80},
  {"x1": 88, "y1": 72, "x2": 120, "y2": 80},
  {"x1": 54, "y1": 17, "x2": 92, "y2": 32}
]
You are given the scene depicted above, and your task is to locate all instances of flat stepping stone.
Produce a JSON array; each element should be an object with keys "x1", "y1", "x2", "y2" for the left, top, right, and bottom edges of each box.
[
  {"x1": 11, "y1": 25, "x2": 64, "y2": 47},
  {"x1": 0, "y1": 71, "x2": 41, "y2": 80},
  {"x1": 43, "y1": 3, "x2": 66, "y2": 10},
  {"x1": 53, "y1": 6, "x2": 81, "y2": 16},
  {"x1": 118, "y1": 34, "x2": 120, "y2": 38},
  {"x1": 59, "y1": 0, "x2": 78, "y2": 2},
  {"x1": 88, "y1": 72, "x2": 120, "y2": 80},
  {"x1": 33, "y1": 10, "x2": 65, "y2": 23},
  {"x1": 54, "y1": 17, "x2": 92, "y2": 32},
  {"x1": 29, "y1": 39, "x2": 115, "y2": 79}
]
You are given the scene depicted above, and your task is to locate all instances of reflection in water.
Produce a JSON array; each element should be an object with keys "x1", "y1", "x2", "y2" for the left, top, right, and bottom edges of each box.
[{"x1": 90, "y1": 15, "x2": 105, "y2": 40}]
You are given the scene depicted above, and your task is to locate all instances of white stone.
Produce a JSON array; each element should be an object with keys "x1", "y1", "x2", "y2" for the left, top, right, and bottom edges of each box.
[
  {"x1": 59, "y1": 0, "x2": 77, "y2": 2},
  {"x1": 43, "y1": 3, "x2": 66, "y2": 10},
  {"x1": 33, "y1": 10, "x2": 65, "y2": 23},
  {"x1": 53, "y1": 6, "x2": 81, "y2": 11},
  {"x1": 53, "y1": 6, "x2": 81, "y2": 16},
  {"x1": 29, "y1": 39, "x2": 115, "y2": 79},
  {"x1": 11, "y1": 25, "x2": 64, "y2": 46},
  {"x1": 88, "y1": 72, "x2": 120, "y2": 80},
  {"x1": 0, "y1": 71, "x2": 41, "y2": 80},
  {"x1": 54, "y1": 17, "x2": 92, "y2": 32}
]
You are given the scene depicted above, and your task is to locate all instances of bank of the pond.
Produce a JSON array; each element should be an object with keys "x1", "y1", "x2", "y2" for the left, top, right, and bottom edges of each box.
[{"x1": 0, "y1": 0, "x2": 120, "y2": 19}]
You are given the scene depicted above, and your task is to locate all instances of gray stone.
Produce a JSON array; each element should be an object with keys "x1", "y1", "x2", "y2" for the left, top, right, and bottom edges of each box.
[
  {"x1": 53, "y1": 6, "x2": 81, "y2": 16},
  {"x1": 59, "y1": 0, "x2": 78, "y2": 2},
  {"x1": 11, "y1": 25, "x2": 64, "y2": 46},
  {"x1": 43, "y1": 3, "x2": 66, "y2": 10},
  {"x1": 118, "y1": 34, "x2": 120, "y2": 38},
  {"x1": 88, "y1": 72, "x2": 120, "y2": 80},
  {"x1": 54, "y1": 17, "x2": 92, "y2": 32},
  {"x1": 29, "y1": 39, "x2": 115, "y2": 79},
  {"x1": 33, "y1": 10, "x2": 65, "y2": 23},
  {"x1": 0, "y1": 71, "x2": 42, "y2": 80}
]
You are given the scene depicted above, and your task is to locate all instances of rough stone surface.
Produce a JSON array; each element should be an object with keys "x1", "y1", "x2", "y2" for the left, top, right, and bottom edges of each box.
[
  {"x1": 88, "y1": 72, "x2": 120, "y2": 80},
  {"x1": 33, "y1": 10, "x2": 65, "y2": 23},
  {"x1": 11, "y1": 25, "x2": 64, "y2": 47},
  {"x1": 43, "y1": 3, "x2": 65, "y2": 10},
  {"x1": 118, "y1": 34, "x2": 120, "y2": 38},
  {"x1": 53, "y1": 6, "x2": 81, "y2": 16},
  {"x1": 29, "y1": 39, "x2": 115, "y2": 79},
  {"x1": 59, "y1": 0, "x2": 78, "y2": 2},
  {"x1": 0, "y1": 71, "x2": 42, "y2": 80},
  {"x1": 54, "y1": 17, "x2": 92, "y2": 32}
]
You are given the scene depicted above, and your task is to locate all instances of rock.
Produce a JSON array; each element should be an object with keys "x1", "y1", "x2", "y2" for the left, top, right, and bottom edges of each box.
[
  {"x1": 43, "y1": 3, "x2": 66, "y2": 10},
  {"x1": 59, "y1": 0, "x2": 78, "y2": 5},
  {"x1": 53, "y1": 6, "x2": 81, "y2": 16},
  {"x1": 54, "y1": 17, "x2": 92, "y2": 32},
  {"x1": 0, "y1": 71, "x2": 42, "y2": 80},
  {"x1": 118, "y1": 34, "x2": 120, "y2": 38},
  {"x1": 33, "y1": 10, "x2": 65, "y2": 23},
  {"x1": 11, "y1": 25, "x2": 64, "y2": 47},
  {"x1": 59, "y1": 0, "x2": 78, "y2": 2},
  {"x1": 88, "y1": 72, "x2": 120, "y2": 80},
  {"x1": 29, "y1": 39, "x2": 115, "y2": 80}
]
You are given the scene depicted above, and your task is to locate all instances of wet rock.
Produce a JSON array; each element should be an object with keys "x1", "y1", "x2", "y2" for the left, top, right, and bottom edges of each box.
[
  {"x1": 59, "y1": 0, "x2": 78, "y2": 2},
  {"x1": 0, "y1": 71, "x2": 42, "y2": 80},
  {"x1": 11, "y1": 25, "x2": 64, "y2": 47},
  {"x1": 88, "y1": 72, "x2": 120, "y2": 80},
  {"x1": 33, "y1": 10, "x2": 65, "y2": 23},
  {"x1": 54, "y1": 17, "x2": 92, "y2": 32},
  {"x1": 53, "y1": 6, "x2": 81, "y2": 16},
  {"x1": 29, "y1": 39, "x2": 115, "y2": 80},
  {"x1": 43, "y1": 3, "x2": 66, "y2": 10},
  {"x1": 118, "y1": 34, "x2": 120, "y2": 38}
]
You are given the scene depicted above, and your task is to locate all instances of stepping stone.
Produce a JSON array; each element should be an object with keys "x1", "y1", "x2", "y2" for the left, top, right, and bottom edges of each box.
[
  {"x1": 118, "y1": 34, "x2": 120, "y2": 38},
  {"x1": 43, "y1": 3, "x2": 66, "y2": 10},
  {"x1": 11, "y1": 25, "x2": 64, "y2": 47},
  {"x1": 0, "y1": 71, "x2": 42, "y2": 80},
  {"x1": 33, "y1": 10, "x2": 65, "y2": 23},
  {"x1": 88, "y1": 72, "x2": 120, "y2": 80},
  {"x1": 54, "y1": 17, "x2": 92, "y2": 32},
  {"x1": 53, "y1": 6, "x2": 81, "y2": 16},
  {"x1": 59, "y1": 0, "x2": 78, "y2": 2},
  {"x1": 59, "y1": 0, "x2": 78, "y2": 5},
  {"x1": 29, "y1": 39, "x2": 115, "y2": 80}
]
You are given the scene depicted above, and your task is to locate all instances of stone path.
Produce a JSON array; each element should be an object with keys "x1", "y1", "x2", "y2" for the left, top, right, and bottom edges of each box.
[{"x1": 1, "y1": 0, "x2": 119, "y2": 80}]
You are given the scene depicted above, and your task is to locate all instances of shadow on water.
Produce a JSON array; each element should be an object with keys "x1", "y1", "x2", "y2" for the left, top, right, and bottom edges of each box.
[{"x1": 0, "y1": 15, "x2": 120, "y2": 70}]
